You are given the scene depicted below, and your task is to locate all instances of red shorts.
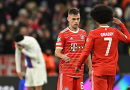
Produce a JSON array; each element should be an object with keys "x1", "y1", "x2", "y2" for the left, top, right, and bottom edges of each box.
[
  {"x1": 57, "y1": 73, "x2": 84, "y2": 90},
  {"x1": 92, "y1": 74, "x2": 115, "y2": 90}
]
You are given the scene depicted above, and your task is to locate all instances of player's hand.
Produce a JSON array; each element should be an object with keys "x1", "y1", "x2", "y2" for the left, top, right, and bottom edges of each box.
[
  {"x1": 112, "y1": 17, "x2": 122, "y2": 25},
  {"x1": 17, "y1": 45, "x2": 24, "y2": 51},
  {"x1": 17, "y1": 72, "x2": 23, "y2": 80},
  {"x1": 89, "y1": 70, "x2": 92, "y2": 81},
  {"x1": 75, "y1": 67, "x2": 80, "y2": 73},
  {"x1": 61, "y1": 53, "x2": 70, "y2": 62}
]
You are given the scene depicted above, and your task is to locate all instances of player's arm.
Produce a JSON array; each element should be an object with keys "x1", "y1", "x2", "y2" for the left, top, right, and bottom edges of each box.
[
  {"x1": 85, "y1": 54, "x2": 92, "y2": 80},
  {"x1": 113, "y1": 18, "x2": 130, "y2": 43},
  {"x1": 55, "y1": 48, "x2": 70, "y2": 62},
  {"x1": 77, "y1": 32, "x2": 94, "y2": 68},
  {"x1": 21, "y1": 48, "x2": 37, "y2": 59},
  {"x1": 17, "y1": 44, "x2": 37, "y2": 59},
  {"x1": 15, "y1": 44, "x2": 23, "y2": 80},
  {"x1": 55, "y1": 32, "x2": 70, "y2": 62},
  {"x1": 113, "y1": 18, "x2": 130, "y2": 37},
  {"x1": 85, "y1": 54, "x2": 92, "y2": 70}
]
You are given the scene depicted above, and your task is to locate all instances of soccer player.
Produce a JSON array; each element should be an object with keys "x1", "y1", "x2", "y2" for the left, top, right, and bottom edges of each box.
[
  {"x1": 55, "y1": 8, "x2": 92, "y2": 90},
  {"x1": 14, "y1": 34, "x2": 47, "y2": 90},
  {"x1": 76, "y1": 4, "x2": 130, "y2": 90}
]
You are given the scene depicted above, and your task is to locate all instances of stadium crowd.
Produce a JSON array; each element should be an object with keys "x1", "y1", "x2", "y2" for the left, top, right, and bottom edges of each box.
[{"x1": 0, "y1": 0, "x2": 130, "y2": 75}]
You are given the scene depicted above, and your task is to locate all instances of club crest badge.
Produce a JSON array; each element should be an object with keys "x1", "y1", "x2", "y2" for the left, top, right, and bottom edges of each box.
[
  {"x1": 80, "y1": 35, "x2": 84, "y2": 39},
  {"x1": 57, "y1": 37, "x2": 61, "y2": 42}
]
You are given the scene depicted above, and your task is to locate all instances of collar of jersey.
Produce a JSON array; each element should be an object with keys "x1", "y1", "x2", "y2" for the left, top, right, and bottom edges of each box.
[
  {"x1": 99, "y1": 26, "x2": 109, "y2": 27},
  {"x1": 67, "y1": 27, "x2": 79, "y2": 33}
]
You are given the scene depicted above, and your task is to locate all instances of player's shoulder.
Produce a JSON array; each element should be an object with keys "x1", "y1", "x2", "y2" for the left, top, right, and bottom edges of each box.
[
  {"x1": 79, "y1": 28, "x2": 86, "y2": 33},
  {"x1": 60, "y1": 27, "x2": 69, "y2": 33},
  {"x1": 108, "y1": 26, "x2": 117, "y2": 30},
  {"x1": 24, "y1": 36, "x2": 36, "y2": 41},
  {"x1": 79, "y1": 28, "x2": 85, "y2": 31},
  {"x1": 107, "y1": 27, "x2": 119, "y2": 33},
  {"x1": 25, "y1": 36, "x2": 34, "y2": 39}
]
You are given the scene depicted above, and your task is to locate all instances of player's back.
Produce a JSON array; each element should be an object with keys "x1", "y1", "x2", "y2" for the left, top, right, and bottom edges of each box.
[
  {"x1": 22, "y1": 36, "x2": 45, "y2": 67},
  {"x1": 90, "y1": 26, "x2": 121, "y2": 76}
]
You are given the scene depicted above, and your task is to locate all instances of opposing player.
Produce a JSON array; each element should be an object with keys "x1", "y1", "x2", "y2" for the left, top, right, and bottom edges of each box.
[
  {"x1": 76, "y1": 4, "x2": 130, "y2": 90},
  {"x1": 55, "y1": 8, "x2": 92, "y2": 90},
  {"x1": 14, "y1": 34, "x2": 47, "y2": 90}
]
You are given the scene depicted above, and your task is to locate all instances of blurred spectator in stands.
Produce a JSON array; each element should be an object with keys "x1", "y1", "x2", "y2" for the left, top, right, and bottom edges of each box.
[
  {"x1": 0, "y1": 1, "x2": 6, "y2": 24},
  {"x1": 124, "y1": 3, "x2": 130, "y2": 55},
  {"x1": 19, "y1": 26, "x2": 29, "y2": 36},
  {"x1": 25, "y1": 1, "x2": 37, "y2": 17},
  {"x1": 5, "y1": 0, "x2": 20, "y2": 20},
  {"x1": 53, "y1": 3, "x2": 67, "y2": 29},
  {"x1": 4, "y1": 32, "x2": 14, "y2": 54},
  {"x1": 39, "y1": 1, "x2": 52, "y2": 29},
  {"x1": 0, "y1": 24, "x2": 6, "y2": 54},
  {"x1": 43, "y1": 53, "x2": 57, "y2": 76},
  {"x1": 15, "y1": 8, "x2": 28, "y2": 26},
  {"x1": 42, "y1": 29, "x2": 54, "y2": 54},
  {"x1": 84, "y1": 18, "x2": 96, "y2": 34},
  {"x1": 42, "y1": 28, "x2": 57, "y2": 76},
  {"x1": 124, "y1": 3, "x2": 130, "y2": 31},
  {"x1": 121, "y1": 0, "x2": 130, "y2": 12},
  {"x1": 52, "y1": 24, "x2": 60, "y2": 44},
  {"x1": 14, "y1": 8, "x2": 29, "y2": 34}
]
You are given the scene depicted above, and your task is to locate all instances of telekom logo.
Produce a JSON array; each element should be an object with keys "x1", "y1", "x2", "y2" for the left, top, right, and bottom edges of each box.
[{"x1": 71, "y1": 43, "x2": 77, "y2": 51}]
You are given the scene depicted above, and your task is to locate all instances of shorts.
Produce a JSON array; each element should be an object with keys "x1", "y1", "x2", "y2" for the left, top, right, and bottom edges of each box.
[
  {"x1": 25, "y1": 65, "x2": 47, "y2": 87},
  {"x1": 92, "y1": 74, "x2": 115, "y2": 90},
  {"x1": 57, "y1": 73, "x2": 84, "y2": 90}
]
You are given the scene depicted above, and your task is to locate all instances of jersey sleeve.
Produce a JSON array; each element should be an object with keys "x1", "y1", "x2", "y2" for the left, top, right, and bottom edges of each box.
[
  {"x1": 117, "y1": 23, "x2": 130, "y2": 43},
  {"x1": 15, "y1": 44, "x2": 22, "y2": 72},
  {"x1": 78, "y1": 31, "x2": 94, "y2": 67},
  {"x1": 56, "y1": 32, "x2": 65, "y2": 49},
  {"x1": 21, "y1": 48, "x2": 37, "y2": 59}
]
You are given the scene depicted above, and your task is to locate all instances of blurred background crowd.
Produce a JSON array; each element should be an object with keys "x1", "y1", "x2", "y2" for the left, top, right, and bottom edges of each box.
[{"x1": 0, "y1": 0, "x2": 130, "y2": 76}]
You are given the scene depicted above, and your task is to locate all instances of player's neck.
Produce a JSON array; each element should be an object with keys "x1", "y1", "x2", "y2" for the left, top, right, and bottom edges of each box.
[
  {"x1": 96, "y1": 22, "x2": 108, "y2": 27},
  {"x1": 68, "y1": 26, "x2": 78, "y2": 32},
  {"x1": 99, "y1": 24, "x2": 108, "y2": 27}
]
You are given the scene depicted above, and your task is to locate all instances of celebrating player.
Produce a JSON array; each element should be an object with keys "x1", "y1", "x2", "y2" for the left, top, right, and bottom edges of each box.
[{"x1": 76, "y1": 4, "x2": 130, "y2": 90}]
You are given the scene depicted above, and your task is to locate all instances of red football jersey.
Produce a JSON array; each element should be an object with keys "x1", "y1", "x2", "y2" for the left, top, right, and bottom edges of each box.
[
  {"x1": 56, "y1": 27, "x2": 87, "y2": 78},
  {"x1": 78, "y1": 23, "x2": 130, "y2": 76}
]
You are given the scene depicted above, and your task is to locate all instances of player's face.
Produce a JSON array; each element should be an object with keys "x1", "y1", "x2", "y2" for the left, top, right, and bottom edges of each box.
[{"x1": 67, "y1": 14, "x2": 80, "y2": 29}]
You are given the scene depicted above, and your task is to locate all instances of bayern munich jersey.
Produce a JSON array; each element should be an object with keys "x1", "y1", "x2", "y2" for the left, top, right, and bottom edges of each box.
[
  {"x1": 56, "y1": 27, "x2": 87, "y2": 78},
  {"x1": 78, "y1": 23, "x2": 130, "y2": 76}
]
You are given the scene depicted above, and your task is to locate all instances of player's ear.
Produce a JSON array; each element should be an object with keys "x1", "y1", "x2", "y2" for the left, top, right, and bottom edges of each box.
[
  {"x1": 67, "y1": 16, "x2": 69, "y2": 22},
  {"x1": 67, "y1": 17, "x2": 68, "y2": 21}
]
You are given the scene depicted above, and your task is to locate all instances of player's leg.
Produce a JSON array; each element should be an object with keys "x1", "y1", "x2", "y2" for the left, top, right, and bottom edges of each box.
[
  {"x1": 25, "y1": 68, "x2": 34, "y2": 88},
  {"x1": 27, "y1": 87, "x2": 34, "y2": 90},
  {"x1": 107, "y1": 75, "x2": 115, "y2": 90},
  {"x1": 73, "y1": 77, "x2": 84, "y2": 90},
  {"x1": 35, "y1": 85, "x2": 42, "y2": 90},
  {"x1": 57, "y1": 73, "x2": 73, "y2": 90},
  {"x1": 32, "y1": 67, "x2": 46, "y2": 90},
  {"x1": 92, "y1": 75, "x2": 107, "y2": 90}
]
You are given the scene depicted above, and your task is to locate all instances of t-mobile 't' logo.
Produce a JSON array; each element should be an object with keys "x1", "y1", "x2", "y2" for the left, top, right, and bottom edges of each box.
[{"x1": 71, "y1": 43, "x2": 77, "y2": 51}]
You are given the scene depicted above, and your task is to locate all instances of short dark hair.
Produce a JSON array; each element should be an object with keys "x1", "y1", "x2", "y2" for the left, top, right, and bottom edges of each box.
[
  {"x1": 14, "y1": 34, "x2": 24, "y2": 42},
  {"x1": 68, "y1": 8, "x2": 80, "y2": 15},
  {"x1": 90, "y1": 4, "x2": 113, "y2": 24}
]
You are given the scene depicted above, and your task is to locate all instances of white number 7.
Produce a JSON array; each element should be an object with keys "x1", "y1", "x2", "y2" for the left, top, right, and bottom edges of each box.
[{"x1": 104, "y1": 37, "x2": 112, "y2": 56}]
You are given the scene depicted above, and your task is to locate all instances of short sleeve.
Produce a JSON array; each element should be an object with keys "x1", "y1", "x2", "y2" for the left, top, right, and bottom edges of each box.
[{"x1": 56, "y1": 32, "x2": 65, "y2": 49}]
